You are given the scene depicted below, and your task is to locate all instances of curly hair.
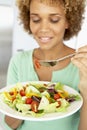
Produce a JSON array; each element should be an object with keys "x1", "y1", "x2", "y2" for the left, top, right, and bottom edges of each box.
[{"x1": 16, "y1": 0, "x2": 86, "y2": 40}]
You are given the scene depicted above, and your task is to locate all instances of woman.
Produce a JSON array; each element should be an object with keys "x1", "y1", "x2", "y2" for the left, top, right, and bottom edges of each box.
[{"x1": 4, "y1": 0, "x2": 87, "y2": 130}]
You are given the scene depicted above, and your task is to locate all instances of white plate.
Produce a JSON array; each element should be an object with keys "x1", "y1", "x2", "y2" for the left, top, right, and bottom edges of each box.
[{"x1": 0, "y1": 81, "x2": 83, "y2": 121}]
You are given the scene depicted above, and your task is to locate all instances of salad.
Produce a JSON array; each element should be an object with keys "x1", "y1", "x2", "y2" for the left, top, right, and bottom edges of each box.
[{"x1": 1, "y1": 82, "x2": 81, "y2": 117}]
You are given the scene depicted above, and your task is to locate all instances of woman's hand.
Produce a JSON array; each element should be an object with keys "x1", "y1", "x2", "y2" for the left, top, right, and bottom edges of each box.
[
  {"x1": 71, "y1": 45, "x2": 87, "y2": 101},
  {"x1": 5, "y1": 115, "x2": 24, "y2": 129}
]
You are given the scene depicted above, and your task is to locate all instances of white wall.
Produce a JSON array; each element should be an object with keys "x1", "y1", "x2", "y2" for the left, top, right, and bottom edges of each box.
[
  {"x1": 12, "y1": 2, "x2": 87, "y2": 54},
  {"x1": 0, "y1": 5, "x2": 13, "y2": 68},
  {"x1": 0, "y1": 0, "x2": 13, "y2": 6}
]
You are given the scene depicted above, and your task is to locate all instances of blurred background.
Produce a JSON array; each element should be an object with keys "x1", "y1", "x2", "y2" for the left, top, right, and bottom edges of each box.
[{"x1": 0, "y1": 0, "x2": 13, "y2": 89}]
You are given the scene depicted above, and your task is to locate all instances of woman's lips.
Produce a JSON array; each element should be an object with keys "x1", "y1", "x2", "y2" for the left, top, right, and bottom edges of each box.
[{"x1": 39, "y1": 37, "x2": 53, "y2": 43}]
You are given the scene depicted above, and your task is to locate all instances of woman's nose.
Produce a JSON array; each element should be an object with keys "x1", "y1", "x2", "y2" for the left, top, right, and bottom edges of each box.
[{"x1": 40, "y1": 20, "x2": 50, "y2": 32}]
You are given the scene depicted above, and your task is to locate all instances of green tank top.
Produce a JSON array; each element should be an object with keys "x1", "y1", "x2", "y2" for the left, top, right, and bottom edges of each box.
[{"x1": 5, "y1": 50, "x2": 80, "y2": 130}]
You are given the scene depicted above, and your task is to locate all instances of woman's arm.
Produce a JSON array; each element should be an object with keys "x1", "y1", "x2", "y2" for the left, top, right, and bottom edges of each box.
[
  {"x1": 78, "y1": 80, "x2": 87, "y2": 130},
  {"x1": 5, "y1": 54, "x2": 24, "y2": 129},
  {"x1": 78, "y1": 100, "x2": 87, "y2": 130},
  {"x1": 71, "y1": 45, "x2": 87, "y2": 130},
  {"x1": 5, "y1": 115, "x2": 24, "y2": 129}
]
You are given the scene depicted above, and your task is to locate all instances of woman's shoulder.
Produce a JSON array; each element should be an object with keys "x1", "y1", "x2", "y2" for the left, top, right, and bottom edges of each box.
[{"x1": 11, "y1": 49, "x2": 34, "y2": 62}]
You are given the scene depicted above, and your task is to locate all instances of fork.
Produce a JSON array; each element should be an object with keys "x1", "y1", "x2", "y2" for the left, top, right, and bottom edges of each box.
[{"x1": 39, "y1": 53, "x2": 76, "y2": 67}]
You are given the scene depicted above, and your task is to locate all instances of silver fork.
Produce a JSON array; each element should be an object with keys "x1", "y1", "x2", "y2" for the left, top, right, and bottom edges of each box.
[{"x1": 39, "y1": 53, "x2": 76, "y2": 67}]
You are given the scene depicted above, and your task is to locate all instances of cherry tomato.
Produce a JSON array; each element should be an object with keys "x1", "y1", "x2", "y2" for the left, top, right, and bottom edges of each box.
[
  {"x1": 54, "y1": 93, "x2": 60, "y2": 100},
  {"x1": 31, "y1": 101, "x2": 39, "y2": 113},
  {"x1": 25, "y1": 98, "x2": 32, "y2": 104},
  {"x1": 20, "y1": 89, "x2": 25, "y2": 96}
]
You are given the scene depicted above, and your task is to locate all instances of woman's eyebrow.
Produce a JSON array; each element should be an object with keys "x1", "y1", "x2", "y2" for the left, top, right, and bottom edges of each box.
[
  {"x1": 30, "y1": 13, "x2": 62, "y2": 16},
  {"x1": 50, "y1": 13, "x2": 64, "y2": 17}
]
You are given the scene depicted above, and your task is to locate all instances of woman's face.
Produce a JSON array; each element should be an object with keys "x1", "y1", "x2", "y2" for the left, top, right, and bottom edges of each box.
[{"x1": 30, "y1": 0, "x2": 68, "y2": 51}]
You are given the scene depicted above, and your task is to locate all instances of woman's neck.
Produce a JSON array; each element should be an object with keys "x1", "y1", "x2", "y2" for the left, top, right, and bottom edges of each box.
[{"x1": 34, "y1": 44, "x2": 74, "y2": 60}]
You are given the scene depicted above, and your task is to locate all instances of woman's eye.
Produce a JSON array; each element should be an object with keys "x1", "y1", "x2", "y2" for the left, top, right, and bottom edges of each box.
[
  {"x1": 31, "y1": 18, "x2": 41, "y2": 23},
  {"x1": 50, "y1": 19, "x2": 60, "y2": 23},
  {"x1": 50, "y1": 17, "x2": 60, "y2": 23},
  {"x1": 33, "y1": 19, "x2": 40, "y2": 23}
]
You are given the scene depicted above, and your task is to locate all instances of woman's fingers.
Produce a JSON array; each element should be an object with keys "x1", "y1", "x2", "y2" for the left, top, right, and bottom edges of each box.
[
  {"x1": 71, "y1": 45, "x2": 87, "y2": 68},
  {"x1": 72, "y1": 58, "x2": 87, "y2": 73},
  {"x1": 77, "y1": 45, "x2": 87, "y2": 52}
]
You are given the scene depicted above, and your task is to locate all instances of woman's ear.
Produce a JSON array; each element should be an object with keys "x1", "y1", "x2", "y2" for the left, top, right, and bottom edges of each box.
[{"x1": 65, "y1": 22, "x2": 69, "y2": 29}]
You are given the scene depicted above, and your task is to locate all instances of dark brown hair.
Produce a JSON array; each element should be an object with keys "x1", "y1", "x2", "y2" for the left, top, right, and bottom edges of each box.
[{"x1": 16, "y1": 0, "x2": 86, "y2": 40}]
